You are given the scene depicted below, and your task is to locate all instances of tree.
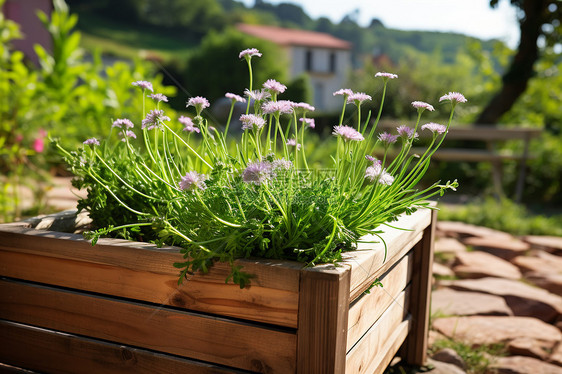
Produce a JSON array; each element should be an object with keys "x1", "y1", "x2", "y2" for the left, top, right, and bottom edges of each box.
[{"x1": 476, "y1": 0, "x2": 561, "y2": 124}]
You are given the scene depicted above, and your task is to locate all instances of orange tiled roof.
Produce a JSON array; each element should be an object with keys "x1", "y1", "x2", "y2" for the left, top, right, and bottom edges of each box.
[{"x1": 237, "y1": 23, "x2": 351, "y2": 50}]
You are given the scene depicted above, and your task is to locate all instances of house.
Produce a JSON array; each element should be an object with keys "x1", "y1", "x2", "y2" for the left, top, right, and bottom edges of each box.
[
  {"x1": 237, "y1": 23, "x2": 352, "y2": 112},
  {"x1": 3, "y1": 0, "x2": 53, "y2": 66}
]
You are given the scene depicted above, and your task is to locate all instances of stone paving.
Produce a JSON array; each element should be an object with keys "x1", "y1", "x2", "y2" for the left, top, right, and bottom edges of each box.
[{"x1": 429, "y1": 220, "x2": 562, "y2": 374}]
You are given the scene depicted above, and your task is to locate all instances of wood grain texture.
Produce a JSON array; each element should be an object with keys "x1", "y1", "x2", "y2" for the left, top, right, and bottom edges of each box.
[
  {"x1": 400, "y1": 209, "x2": 437, "y2": 366},
  {"x1": 0, "y1": 226, "x2": 301, "y2": 328},
  {"x1": 0, "y1": 278, "x2": 296, "y2": 373},
  {"x1": 345, "y1": 288, "x2": 410, "y2": 374},
  {"x1": 0, "y1": 320, "x2": 247, "y2": 374},
  {"x1": 296, "y1": 265, "x2": 351, "y2": 374},
  {"x1": 343, "y1": 208, "x2": 431, "y2": 301},
  {"x1": 346, "y1": 251, "x2": 413, "y2": 351}
]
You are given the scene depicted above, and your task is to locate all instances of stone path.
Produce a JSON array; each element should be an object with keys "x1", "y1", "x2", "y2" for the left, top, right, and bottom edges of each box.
[{"x1": 428, "y1": 220, "x2": 562, "y2": 374}]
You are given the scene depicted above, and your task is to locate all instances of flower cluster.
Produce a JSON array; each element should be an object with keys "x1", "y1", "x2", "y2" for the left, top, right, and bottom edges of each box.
[{"x1": 66, "y1": 47, "x2": 463, "y2": 288}]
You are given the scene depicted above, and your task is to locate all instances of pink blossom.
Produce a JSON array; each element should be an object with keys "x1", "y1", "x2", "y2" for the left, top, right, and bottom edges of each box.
[
  {"x1": 186, "y1": 96, "x2": 210, "y2": 114},
  {"x1": 293, "y1": 102, "x2": 315, "y2": 112},
  {"x1": 149, "y1": 93, "x2": 168, "y2": 103},
  {"x1": 365, "y1": 163, "x2": 394, "y2": 186},
  {"x1": 299, "y1": 118, "x2": 315, "y2": 129},
  {"x1": 397, "y1": 125, "x2": 418, "y2": 140},
  {"x1": 439, "y1": 92, "x2": 467, "y2": 104},
  {"x1": 333, "y1": 88, "x2": 354, "y2": 97},
  {"x1": 119, "y1": 130, "x2": 136, "y2": 141},
  {"x1": 179, "y1": 171, "x2": 207, "y2": 191},
  {"x1": 262, "y1": 100, "x2": 294, "y2": 114},
  {"x1": 286, "y1": 138, "x2": 301, "y2": 151},
  {"x1": 332, "y1": 125, "x2": 364, "y2": 142},
  {"x1": 83, "y1": 138, "x2": 100, "y2": 146},
  {"x1": 273, "y1": 158, "x2": 293, "y2": 170},
  {"x1": 263, "y1": 79, "x2": 287, "y2": 94},
  {"x1": 239, "y1": 48, "x2": 262, "y2": 59},
  {"x1": 242, "y1": 161, "x2": 273, "y2": 185},
  {"x1": 375, "y1": 72, "x2": 398, "y2": 80},
  {"x1": 411, "y1": 101, "x2": 435, "y2": 112},
  {"x1": 33, "y1": 138, "x2": 44, "y2": 153},
  {"x1": 378, "y1": 132, "x2": 398, "y2": 146},
  {"x1": 225, "y1": 93, "x2": 246, "y2": 103},
  {"x1": 347, "y1": 92, "x2": 372, "y2": 105},
  {"x1": 240, "y1": 114, "x2": 266, "y2": 130},
  {"x1": 179, "y1": 116, "x2": 200, "y2": 133},
  {"x1": 421, "y1": 122, "x2": 447, "y2": 134},
  {"x1": 112, "y1": 118, "x2": 134, "y2": 129},
  {"x1": 142, "y1": 109, "x2": 170, "y2": 130},
  {"x1": 132, "y1": 80, "x2": 153, "y2": 92},
  {"x1": 244, "y1": 89, "x2": 271, "y2": 102}
]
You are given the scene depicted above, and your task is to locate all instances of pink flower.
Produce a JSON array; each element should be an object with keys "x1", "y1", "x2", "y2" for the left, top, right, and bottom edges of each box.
[
  {"x1": 378, "y1": 132, "x2": 398, "y2": 146},
  {"x1": 347, "y1": 92, "x2": 372, "y2": 105},
  {"x1": 240, "y1": 114, "x2": 266, "y2": 130},
  {"x1": 179, "y1": 171, "x2": 207, "y2": 191},
  {"x1": 186, "y1": 96, "x2": 210, "y2": 115},
  {"x1": 273, "y1": 158, "x2": 293, "y2": 170},
  {"x1": 333, "y1": 88, "x2": 353, "y2": 97},
  {"x1": 421, "y1": 122, "x2": 447, "y2": 134},
  {"x1": 365, "y1": 155, "x2": 379, "y2": 164},
  {"x1": 83, "y1": 138, "x2": 100, "y2": 146},
  {"x1": 375, "y1": 72, "x2": 398, "y2": 80},
  {"x1": 439, "y1": 92, "x2": 467, "y2": 104},
  {"x1": 397, "y1": 125, "x2": 418, "y2": 140},
  {"x1": 119, "y1": 130, "x2": 136, "y2": 141},
  {"x1": 244, "y1": 89, "x2": 271, "y2": 102},
  {"x1": 365, "y1": 163, "x2": 394, "y2": 186},
  {"x1": 286, "y1": 138, "x2": 301, "y2": 150},
  {"x1": 299, "y1": 118, "x2": 315, "y2": 129},
  {"x1": 332, "y1": 125, "x2": 364, "y2": 142},
  {"x1": 225, "y1": 93, "x2": 246, "y2": 103},
  {"x1": 33, "y1": 138, "x2": 44, "y2": 153},
  {"x1": 239, "y1": 48, "x2": 262, "y2": 59},
  {"x1": 142, "y1": 109, "x2": 170, "y2": 130},
  {"x1": 263, "y1": 79, "x2": 287, "y2": 94},
  {"x1": 179, "y1": 116, "x2": 200, "y2": 133},
  {"x1": 411, "y1": 101, "x2": 435, "y2": 112},
  {"x1": 293, "y1": 102, "x2": 315, "y2": 112},
  {"x1": 242, "y1": 161, "x2": 273, "y2": 185},
  {"x1": 112, "y1": 118, "x2": 134, "y2": 129},
  {"x1": 149, "y1": 93, "x2": 168, "y2": 103},
  {"x1": 132, "y1": 80, "x2": 153, "y2": 92},
  {"x1": 262, "y1": 100, "x2": 294, "y2": 114}
]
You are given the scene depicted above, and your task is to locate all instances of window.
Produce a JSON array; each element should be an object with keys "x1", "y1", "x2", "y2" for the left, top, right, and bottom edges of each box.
[
  {"x1": 305, "y1": 49, "x2": 313, "y2": 71},
  {"x1": 329, "y1": 51, "x2": 336, "y2": 73}
]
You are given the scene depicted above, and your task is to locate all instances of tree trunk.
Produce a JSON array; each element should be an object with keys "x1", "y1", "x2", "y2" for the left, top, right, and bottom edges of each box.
[{"x1": 476, "y1": 0, "x2": 547, "y2": 124}]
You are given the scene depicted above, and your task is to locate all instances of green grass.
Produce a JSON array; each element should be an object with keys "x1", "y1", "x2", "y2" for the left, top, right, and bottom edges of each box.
[
  {"x1": 76, "y1": 12, "x2": 198, "y2": 61},
  {"x1": 429, "y1": 338, "x2": 507, "y2": 374}
]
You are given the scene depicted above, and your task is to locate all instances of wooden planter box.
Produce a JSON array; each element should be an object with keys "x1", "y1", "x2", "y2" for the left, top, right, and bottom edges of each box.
[{"x1": 0, "y1": 208, "x2": 436, "y2": 373}]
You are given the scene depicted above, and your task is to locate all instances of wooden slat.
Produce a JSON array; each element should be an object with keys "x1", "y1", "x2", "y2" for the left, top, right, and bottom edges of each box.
[
  {"x1": 0, "y1": 320, "x2": 247, "y2": 374},
  {"x1": 346, "y1": 251, "x2": 413, "y2": 350},
  {"x1": 296, "y1": 264, "x2": 351, "y2": 374},
  {"x1": 400, "y1": 209, "x2": 437, "y2": 365},
  {"x1": 345, "y1": 288, "x2": 410, "y2": 374},
  {"x1": 0, "y1": 226, "x2": 301, "y2": 328},
  {"x1": 342, "y1": 208, "x2": 431, "y2": 300},
  {"x1": 0, "y1": 278, "x2": 296, "y2": 373}
]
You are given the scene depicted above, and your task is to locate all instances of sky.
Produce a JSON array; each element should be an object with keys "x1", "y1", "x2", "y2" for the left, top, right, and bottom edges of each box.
[{"x1": 240, "y1": 0, "x2": 521, "y2": 48}]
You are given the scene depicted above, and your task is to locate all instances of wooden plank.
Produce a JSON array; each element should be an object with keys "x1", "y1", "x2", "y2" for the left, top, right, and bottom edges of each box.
[
  {"x1": 342, "y1": 208, "x2": 431, "y2": 300},
  {"x1": 0, "y1": 227, "x2": 301, "y2": 328},
  {"x1": 370, "y1": 319, "x2": 410, "y2": 374},
  {"x1": 345, "y1": 288, "x2": 410, "y2": 374},
  {"x1": 346, "y1": 251, "x2": 413, "y2": 351},
  {"x1": 0, "y1": 278, "x2": 297, "y2": 373},
  {"x1": 0, "y1": 320, "x2": 247, "y2": 374},
  {"x1": 296, "y1": 264, "x2": 351, "y2": 373},
  {"x1": 400, "y1": 209, "x2": 436, "y2": 365}
]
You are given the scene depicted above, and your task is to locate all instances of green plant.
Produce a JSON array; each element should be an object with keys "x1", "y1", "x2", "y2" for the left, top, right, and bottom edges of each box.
[
  {"x1": 57, "y1": 50, "x2": 461, "y2": 287},
  {"x1": 429, "y1": 338, "x2": 507, "y2": 374}
]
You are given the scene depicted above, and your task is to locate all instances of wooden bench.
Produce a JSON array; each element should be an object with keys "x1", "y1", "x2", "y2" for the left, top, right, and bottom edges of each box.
[{"x1": 375, "y1": 122, "x2": 542, "y2": 202}]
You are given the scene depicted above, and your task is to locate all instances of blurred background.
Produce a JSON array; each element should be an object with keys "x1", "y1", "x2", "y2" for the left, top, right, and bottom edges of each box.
[{"x1": 1, "y1": 0, "x2": 561, "y2": 235}]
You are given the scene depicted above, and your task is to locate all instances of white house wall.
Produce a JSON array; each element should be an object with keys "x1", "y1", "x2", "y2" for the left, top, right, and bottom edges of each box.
[{"x1": 288, "y1": 46, "x2": 350, "y2": 112}]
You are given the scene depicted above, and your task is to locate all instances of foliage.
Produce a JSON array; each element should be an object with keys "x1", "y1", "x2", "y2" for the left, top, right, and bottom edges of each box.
[
  {"x1": 0, "y1": 0, "x2": 175, "y2": 222},
  {"x1": 439, "y1": 197, "x2": 562, "y2": 236},
  {"x1": 429, "y1": 337, "x2": 507, "y2": 374},
  {"x1": 58, "y1": 50, "x2": 461, "y2": 287}
]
